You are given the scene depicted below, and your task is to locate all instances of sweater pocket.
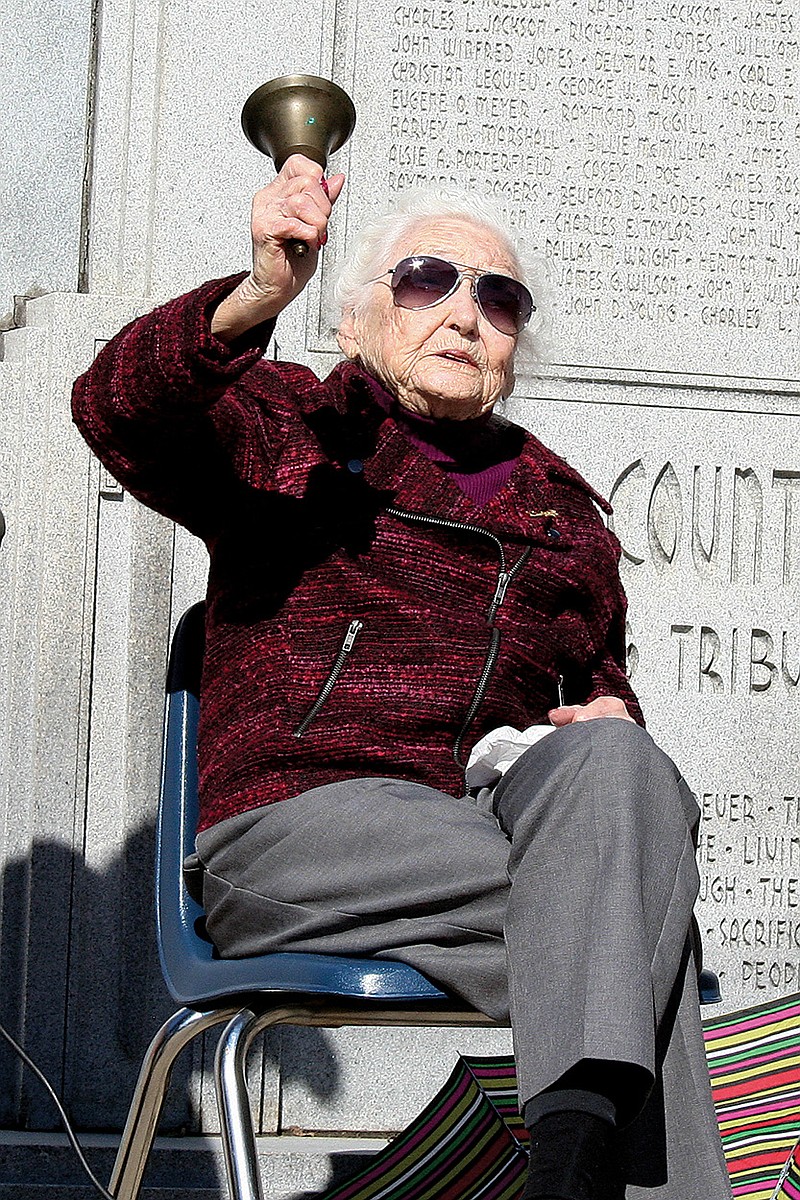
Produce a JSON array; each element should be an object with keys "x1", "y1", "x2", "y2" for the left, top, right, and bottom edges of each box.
[{"x1": 293, "y1": 618, "x2": 365, "y2": 737}]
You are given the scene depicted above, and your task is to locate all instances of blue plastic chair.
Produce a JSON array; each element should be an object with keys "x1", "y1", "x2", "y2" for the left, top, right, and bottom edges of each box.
[
  {"x1": 109, "y1": 604, "x2": 721, "y2": 1200},
  {"x1": 109, "y1": 605, "x2": 494, "y2": 1200}
]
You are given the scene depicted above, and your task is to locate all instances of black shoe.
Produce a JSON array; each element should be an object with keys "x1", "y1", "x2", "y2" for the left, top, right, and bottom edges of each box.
[{"x1": 523, "y1": 1110, "x2": 625, "y2": 1200}]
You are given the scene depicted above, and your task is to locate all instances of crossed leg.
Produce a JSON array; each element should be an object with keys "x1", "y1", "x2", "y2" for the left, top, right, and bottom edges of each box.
[{"x1": 196, "y1": 719, "x2": 730, "y2": 1198}]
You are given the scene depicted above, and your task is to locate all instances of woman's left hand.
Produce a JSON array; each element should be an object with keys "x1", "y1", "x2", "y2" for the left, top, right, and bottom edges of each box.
[{"x1": 548, "y1": 696, "x2": 635, "y2": 725}]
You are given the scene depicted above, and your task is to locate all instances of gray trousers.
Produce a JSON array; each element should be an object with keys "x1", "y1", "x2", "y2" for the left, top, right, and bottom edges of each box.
[{"x1": 196, "y1": 719, "x2": 732, "y2": 1199}]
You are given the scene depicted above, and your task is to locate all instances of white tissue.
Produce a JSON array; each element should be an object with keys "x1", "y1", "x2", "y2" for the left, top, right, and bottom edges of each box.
[{"x1": 465, "y1": 723, "x2": 557, "y2": 789}]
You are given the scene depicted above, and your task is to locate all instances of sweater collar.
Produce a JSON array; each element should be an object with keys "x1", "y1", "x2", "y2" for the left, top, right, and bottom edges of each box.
[{"x1": 305, "y1": 360, "x2": 576, "y2": 540}]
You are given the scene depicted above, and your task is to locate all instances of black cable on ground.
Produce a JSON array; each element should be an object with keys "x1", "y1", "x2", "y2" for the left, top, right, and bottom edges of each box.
[{"x1": 0, "y1": 1019, "x2": 116, "y2": 1200}]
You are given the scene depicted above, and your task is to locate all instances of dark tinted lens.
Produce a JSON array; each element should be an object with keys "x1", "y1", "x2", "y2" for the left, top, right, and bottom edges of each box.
[
  {"x1": 391, "y1": 257, "x2": 459, "y2": 309},
  {"x1": 476, "y1": 275, "x2": 534, "y2": 335}
]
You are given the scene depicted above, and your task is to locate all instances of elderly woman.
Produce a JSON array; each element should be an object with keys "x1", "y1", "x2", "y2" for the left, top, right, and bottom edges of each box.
[{"x1": 72, "y1": 157, "x2": 730, "y2": 1200}]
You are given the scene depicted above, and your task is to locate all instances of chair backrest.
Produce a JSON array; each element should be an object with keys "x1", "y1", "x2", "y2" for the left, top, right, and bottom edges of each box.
[{"x1": 155, "y1": 603, "x2": 214, "y2": 998}]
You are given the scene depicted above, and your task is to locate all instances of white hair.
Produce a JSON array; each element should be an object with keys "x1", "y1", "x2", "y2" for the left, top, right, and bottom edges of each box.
[{"x1": 332, "y1": 188, "x2": 551, "y2": 370}]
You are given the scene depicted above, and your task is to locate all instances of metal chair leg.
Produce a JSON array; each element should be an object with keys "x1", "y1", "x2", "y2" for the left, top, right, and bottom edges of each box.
[
  {"x1": 214, "y1": 1008, "x2": 265, "y2": 1200},
  {"x1": 109, "y1": 1005, "x2": 239, "y2": 1200},
  {"x1": 214, "y1": 1004, "x2": 330, "y2": 1200}
]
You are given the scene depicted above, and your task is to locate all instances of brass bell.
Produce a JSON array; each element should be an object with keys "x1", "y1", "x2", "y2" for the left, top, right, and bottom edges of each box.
[
  {"x1": 241, "y1": 75, "x2": 356, "y2": 255},
  {"x1": 241, "y1": 74, "x2": 356, "y2": 170}
]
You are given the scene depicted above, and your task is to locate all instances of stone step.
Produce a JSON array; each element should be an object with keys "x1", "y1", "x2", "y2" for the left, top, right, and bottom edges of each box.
[{"x1": 0, "y1": 1131, "x2": 387, "y2": 1200}]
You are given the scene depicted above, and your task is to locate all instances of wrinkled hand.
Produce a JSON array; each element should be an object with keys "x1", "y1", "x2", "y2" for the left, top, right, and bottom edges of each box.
[
  {"x1": 248, "y1": 155, "x2": 346, "y2": 304},
  {"x1": 548, "y1": 695, "x2": 635, "y2": 725},
  {"x1": 212, "y1": 154, "x2": 346, "y2": 341}
]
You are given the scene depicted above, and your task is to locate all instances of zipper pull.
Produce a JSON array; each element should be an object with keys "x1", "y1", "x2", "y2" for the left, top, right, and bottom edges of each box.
[
  {"x1": 488, "y1": 571, "x2": 510, "y2": 619},
  {"x1": 343, "y1": 619, "x2": 363, "y2": 651},
  {"x1": 557, "y1": 673, "x2": 565, "y2": 707}
]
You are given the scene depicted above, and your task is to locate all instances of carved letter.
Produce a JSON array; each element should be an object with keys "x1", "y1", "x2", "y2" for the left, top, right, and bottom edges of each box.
[
  {"x1": 625, "y1": 620, "x2": 639, "y2": 681},
  {"x1": 692, "y1": 465, "x2": 721, "y2": 574},
  {"x1": 731, "y1": 627, "x2": 739, "y2": 693},
  {"x1": 773, "y1": 471, "x2": 800, "y2": 586},
  {"x1": 731, "y1": 468, "x2": 763, "y2": 584},
  {"x1": 782, "y1": 631, "x2": 800, "y2": 688},
  {"x1": 750, "y1": 628, "x2": 777, "y2": 693},
  {"x1": 647, "y1": 462, "x2": 682, "y2": 569},
  {"x1": 700, "y1": 626, "x2": 725, "y2": 692},
  {"x1": 670, "y1": 624, "x2": 693, "y2": 691},
  {"x1": 608, "y1": 460, "x2": 646, "y2": 566}
]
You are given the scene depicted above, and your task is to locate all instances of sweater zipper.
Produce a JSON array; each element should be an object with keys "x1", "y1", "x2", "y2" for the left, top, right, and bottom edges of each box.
[
  {"x1": 387, "y1": 506, "x2": 507, "y2": 562},
  {"x1": 457, "y1": 547, "x2": 533, "y2": 762},
  {"x1": 387, "y1": 506, "x2": 529, "y2": 622},
  {"x1": 293, "y1": 619, "x2": 364, "y2": 737},
  {"x1": 453, "y1": 628, "x2": 502, "y2": 768},
  {"x1": 387, "y1": 506, "x2": 533, "y2": 763},
  {"x1": 486, "y1": 544, "x2": 532, "y2": 623}
]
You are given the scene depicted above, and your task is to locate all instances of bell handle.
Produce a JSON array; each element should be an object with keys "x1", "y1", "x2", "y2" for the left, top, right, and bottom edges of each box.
[{"x1": 288, "y1": 173, "x2": 329, "y2": 256}]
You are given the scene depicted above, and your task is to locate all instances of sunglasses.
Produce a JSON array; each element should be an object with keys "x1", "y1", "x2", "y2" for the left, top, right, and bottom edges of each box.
[{"x1": 373, "y1": 255, "x2": 534, "y2": 337}]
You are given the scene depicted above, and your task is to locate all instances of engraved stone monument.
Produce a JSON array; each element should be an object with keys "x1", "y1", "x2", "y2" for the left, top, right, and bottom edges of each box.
[
  {"x1": 312, "y1": 0, "x2": 800, "y2": 1011},
  {"x1": 0, "y1": 0, "x2": 797, "y2": 1188}
]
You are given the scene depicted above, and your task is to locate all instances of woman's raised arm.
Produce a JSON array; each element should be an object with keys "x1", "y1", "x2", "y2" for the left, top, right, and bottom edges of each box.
[{"x1": 210, "y1": 154, "x2": 345, "y2": 342}]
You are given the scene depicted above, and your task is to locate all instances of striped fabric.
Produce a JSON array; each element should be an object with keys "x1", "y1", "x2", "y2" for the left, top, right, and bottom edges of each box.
[
  {"x1": 320, "y1": 993, "x2": 800, "y2": 1200},
  {"x1": 771, "y1": 1138, "x2": 800, "y2": 1200},
  {"x1": 322, "y1": 1057, "x2": 528, "y2": 1200},
  {"x1": 460, "y1": 1056, "x2": 528, "y2": 1146},
  {"x1": 703, "y1": 995, "x2": 800, "y2": 1200}
]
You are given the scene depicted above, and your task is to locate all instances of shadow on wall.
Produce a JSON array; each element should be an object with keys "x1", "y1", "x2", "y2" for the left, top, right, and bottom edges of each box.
[{"x1": 0, "y1": 822, "x2": 342, "y2": 1141}]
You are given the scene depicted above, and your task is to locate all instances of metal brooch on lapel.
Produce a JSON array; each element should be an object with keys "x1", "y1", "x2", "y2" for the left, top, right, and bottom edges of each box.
[{"x1": 530, "y1": 509, "x2": 562, "y2": 541}]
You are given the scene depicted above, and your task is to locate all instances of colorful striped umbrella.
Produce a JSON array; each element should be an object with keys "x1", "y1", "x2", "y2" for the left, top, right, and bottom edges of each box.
[
  {"x1": 770, "y1": 1139, "x2": 800, "y2": 1200},
  {"x1": 704, "y1": 994, "x2": 800, "y2": 1199},
  {"x1": 321, "y1": 1056, "x2": 528, "y2": 1200},
  {"x1": 319, "y1": 993, "x2": 800, "y2": 1200}
]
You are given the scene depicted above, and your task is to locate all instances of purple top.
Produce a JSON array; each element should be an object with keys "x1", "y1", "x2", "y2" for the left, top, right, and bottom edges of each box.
[{"x1": 368, "y1": 378, "x2": 524, "y2": 507}]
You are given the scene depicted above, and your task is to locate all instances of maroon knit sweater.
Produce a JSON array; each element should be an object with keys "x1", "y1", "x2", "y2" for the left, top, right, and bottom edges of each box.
[
  {"x1": 369, "y1": 381, "x2": 521, "y2": 505},
  {"x1": 72, "y1": 274, "x2": 644, "y2": 832}
]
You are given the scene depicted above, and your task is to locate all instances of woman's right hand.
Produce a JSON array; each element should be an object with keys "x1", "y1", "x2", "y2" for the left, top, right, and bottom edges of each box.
[{"x1": 211, "y1": 154, "x2": 346, "y2": 343}]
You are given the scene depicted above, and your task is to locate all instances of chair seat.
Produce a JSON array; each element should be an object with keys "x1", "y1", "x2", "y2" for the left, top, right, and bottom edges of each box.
[{"x1": 161, "y1": 945, "x2": 450, "y2": 1007}]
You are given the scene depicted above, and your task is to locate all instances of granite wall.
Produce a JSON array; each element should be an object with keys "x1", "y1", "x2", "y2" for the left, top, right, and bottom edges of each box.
[{"x1": 0, "y1": 0, "x2": 797, "y2": 1189}]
